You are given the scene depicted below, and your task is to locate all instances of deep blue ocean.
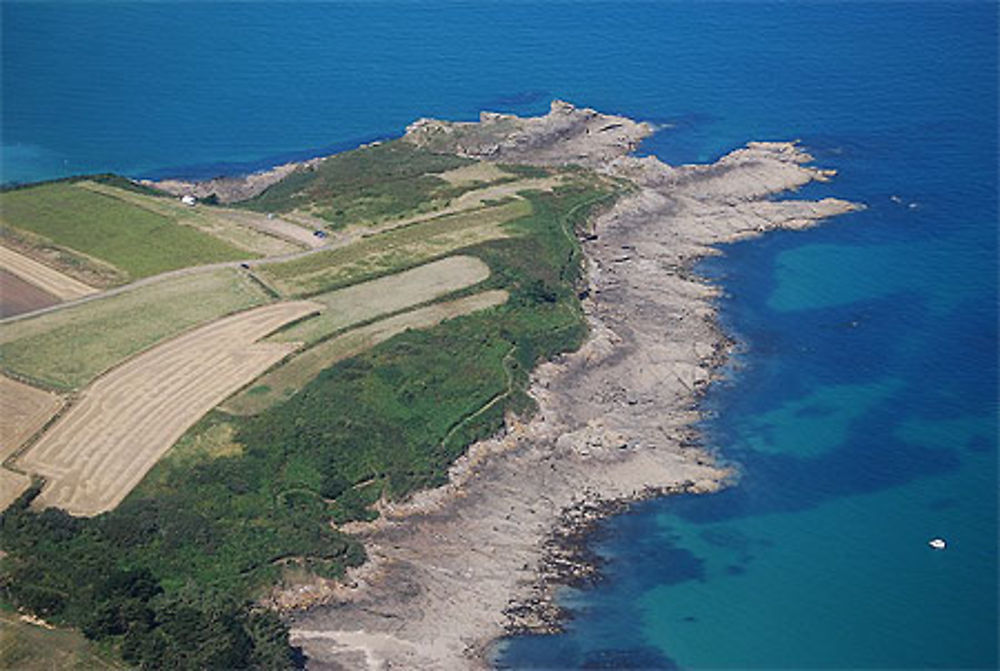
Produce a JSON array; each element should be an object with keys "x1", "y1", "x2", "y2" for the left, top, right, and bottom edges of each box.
[{"x1": 3, "y1": 2, "x2": 996, "y2": 668}]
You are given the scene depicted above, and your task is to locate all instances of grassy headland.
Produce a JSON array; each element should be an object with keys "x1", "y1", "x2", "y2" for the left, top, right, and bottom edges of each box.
[
  {"x1": 240, "y1": 142, "x2": 479, "y2": 227},
  {"x1": 0, "y1": 137, "x2": 620, "y2": 668}
]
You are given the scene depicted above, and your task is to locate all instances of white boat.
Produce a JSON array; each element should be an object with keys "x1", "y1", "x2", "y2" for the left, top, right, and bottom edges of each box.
[{"x1": 928, "y1": 538, "x2": 947, "y2": 550}]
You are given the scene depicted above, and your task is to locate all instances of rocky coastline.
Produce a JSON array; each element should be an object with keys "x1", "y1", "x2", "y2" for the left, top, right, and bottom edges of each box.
[{"x1": 244, "y1": 102, "x2": 861, "y2": 669}]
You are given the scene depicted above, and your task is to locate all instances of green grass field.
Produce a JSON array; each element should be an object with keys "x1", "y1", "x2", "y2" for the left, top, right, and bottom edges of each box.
[
  {"x1": 241, "y1": 141, "x2": 472, "y2": 224},
  {"x1": 0, "y1": 182, "x2": 250, "y2": 281},
  {"x1": 258, "y1": 199, "x2": 530, "y2": 295},
  {"x1": 77, "y1": 181, "x2": 301, "y2": 257},
  {"x1": 0, "y1": 269, "x2": 271, "y2": 390}
]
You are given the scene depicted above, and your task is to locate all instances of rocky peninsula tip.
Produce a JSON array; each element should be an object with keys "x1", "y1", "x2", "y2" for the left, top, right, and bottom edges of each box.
[{"x1": 231, "y1": 101, "x2": 860, "y2": 670}]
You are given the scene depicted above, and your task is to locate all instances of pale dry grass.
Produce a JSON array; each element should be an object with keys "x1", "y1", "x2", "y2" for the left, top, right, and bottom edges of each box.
[
  {"x1": 437, "y1": 162, "x2": 511, "y2": 186},
  {"x1": 0, "y1": 374, "x2": 61, "y2": 513},
  {"x1": 17, "y1": 301, "x2": 320, "y2": 516},
  {"x1": 0, "y1": 244, "x2": 96, "y2": 301},
  {"x1": 223, "y1": 289, "x2": 508, "y2": 416},
  {"x1": 373, "y1": 175, "x2": 561, "y2": 232},
  {"x1": 0, "y1": 469, "x2": 32, "y2": 512},
  {"x1": 270, "y1": 255, "x2": 490, "y2": 344}
]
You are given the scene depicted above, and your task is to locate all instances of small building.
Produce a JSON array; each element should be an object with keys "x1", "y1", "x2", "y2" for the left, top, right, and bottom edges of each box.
[{"x1": 181, "y1": 195, "x2": 197, "y2": 206}]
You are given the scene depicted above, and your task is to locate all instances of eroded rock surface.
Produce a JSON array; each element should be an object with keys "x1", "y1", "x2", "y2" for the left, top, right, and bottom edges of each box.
[
  {"x1": 281, "y1": 103, "x2": 862, "y2": 670},
  {"x1": 404, "y1": 100, "x2": 651, "y2": 167},
  {"x1": 145, "y1": 157, "x2": 324, "y2": 204}
]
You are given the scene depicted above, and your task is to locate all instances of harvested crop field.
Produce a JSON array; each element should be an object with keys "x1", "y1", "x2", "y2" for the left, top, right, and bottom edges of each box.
[
  {"x1": 258, "y1": 199, "x2": 529, "y2": 295},
  {"x1": 270, "y1": 255, "x2": 490, "y2": 344},
  {"x1": 0, "y1": 468, "x2": 32, "y2": 512},
  {"x1": 0, "y1": 181, "x2": 250, "y2": 279},
  {"x1": 0, "y1": 269, "x2": 271, "y2": 390},
  {"x1": 17, "y1": 300, "x2": 321, "y2": 516},
  {"x1": 0, "y1": 375, "x2": 61, "y2": 511},
  {"x1": 0, "y1": 244, "x2": 97, "y2": 301},
  {"x1": 0, "y1": 270, "x2": 61, "y2": 318},
  {"x1": 0, "y1": 375, "x2": 63, "y2": 461},
  {"x1": 224, "y1": 289, "x2": 508, "y2": 415}
]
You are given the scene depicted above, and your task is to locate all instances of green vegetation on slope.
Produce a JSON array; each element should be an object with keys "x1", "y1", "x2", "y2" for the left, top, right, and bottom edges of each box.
[
  {"x1": 0, "y1": 609, "x2": 125, "y2": 671},
  {"x1": 0, "y1": 161, "x2": 619, "y2": 669},
  {"x1": 258, "y1": 199, "x2": 530, "y2": 296},
  {"x1": 0, "y1": 182, "x2": 250, "y2": 281},
  {"x1": 226, "y1": 290, "x2": 509, "y2": 416},
  {"x1": 0, "y1": 269, "x2": 270, "y2": 390},
  {"x1": 241, "y1": 141, "x2": 478, "y2": 226},
  {"x1": 0, "y1": 511, "x2": 302, "y2": 669}
]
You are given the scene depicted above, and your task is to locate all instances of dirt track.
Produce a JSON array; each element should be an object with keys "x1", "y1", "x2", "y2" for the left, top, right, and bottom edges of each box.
[{"x1": 17, "y1": 301, "x2": 321, "y2": 516}]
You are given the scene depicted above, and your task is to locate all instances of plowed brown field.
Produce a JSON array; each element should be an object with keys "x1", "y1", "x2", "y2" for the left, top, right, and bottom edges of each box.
[
  {"x1": 17, "y1": 301, "x2": 320, "y2": 516},
  {"x1": 0, "y1": 270, "x2": 61, "y2": 318}
]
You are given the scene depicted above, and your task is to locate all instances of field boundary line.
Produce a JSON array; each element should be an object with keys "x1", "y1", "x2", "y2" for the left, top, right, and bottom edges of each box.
[{"x1": 0, "y1": 244, "x2": 98, "y2": 300}]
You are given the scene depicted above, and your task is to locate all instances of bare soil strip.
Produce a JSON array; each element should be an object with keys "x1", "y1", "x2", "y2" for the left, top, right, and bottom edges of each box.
[
  {"x1": 0, "y1": 244, "x2": 97, "y2": 301},
  {"x1": 374, "y1": 176, "x2": 561, "y2": 233},
  {"x1": 0, "y1": 220, "x2": 128, "y2": 289},
  {"x1": 270, "y1": 255, "x2": 491, "y2": 344},
  {"x1": 0, "y1": 269, "x2": 61, "y2": 318},
  {"x1": 17, "y1": 301, "x2": 321, "y2": 516},
  {"x1": 224, "y1": 290, "x2": 509, "y2": 416}
]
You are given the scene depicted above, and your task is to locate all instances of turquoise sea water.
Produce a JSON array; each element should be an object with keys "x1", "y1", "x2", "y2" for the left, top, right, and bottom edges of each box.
[{"x1": 3, "y1": 2, "x2": 996, "y2": 668}]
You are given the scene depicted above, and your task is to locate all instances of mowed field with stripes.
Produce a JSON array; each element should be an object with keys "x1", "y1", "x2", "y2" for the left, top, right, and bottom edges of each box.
[{"x1": 17, "y1": 301, "x2": 320, "y2": 516}]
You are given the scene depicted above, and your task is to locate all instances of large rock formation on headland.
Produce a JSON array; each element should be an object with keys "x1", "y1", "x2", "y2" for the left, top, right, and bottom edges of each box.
[
  {"x1": 285, "y1": 102, "x2": 862, "y2": 670},
  {"x1": 143, "y1": 158, "x2": 323, "y2": 204},
  {"x1": 404, "y1": 100, "x2": 651, "y2": 166}
]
